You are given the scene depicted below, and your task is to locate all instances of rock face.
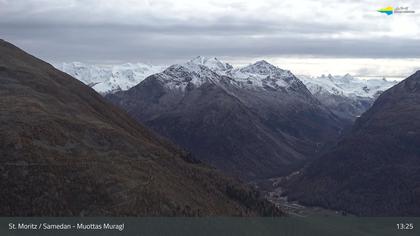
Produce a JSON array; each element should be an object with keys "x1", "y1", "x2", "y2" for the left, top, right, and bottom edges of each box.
[
  {"x1": 284, "y1": 71, "x2": 420, "y2": 216},
  {"x1": 107, "y1": 58, "x2": 348, "y2": 180},
  {"x1": 0, "y1": 40, "x2": 282, "y2": 216},
  {"x1": 299, "y1": 74, "x2": 398, "y2": 121}
]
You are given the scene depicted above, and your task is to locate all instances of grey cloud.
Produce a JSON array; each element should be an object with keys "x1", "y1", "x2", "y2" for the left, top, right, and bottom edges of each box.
[
  {"x1": 0, "y1": 0, "x2": 419, "y2": 65},
  {"x1": 3, "y1": 25, "x2": 419, "y2": 65},
  {"x1": 0, "y1": 13, "x2": 366, "y2": 36}
]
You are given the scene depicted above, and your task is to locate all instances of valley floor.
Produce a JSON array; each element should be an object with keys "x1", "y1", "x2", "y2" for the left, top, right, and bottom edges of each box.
[{"x1": 254, "y1": 177, "x2": 350, "y2": 217}]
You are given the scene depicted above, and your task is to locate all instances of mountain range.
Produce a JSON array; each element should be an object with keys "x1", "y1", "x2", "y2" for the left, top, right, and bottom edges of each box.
[
  {"x1": 55, "y1": 62, "x2": 164, "y2": 94},
  {"x1": 106, "y1": 57, "x2": 346, "y2": 180},
  {"x1": 57, "y1": 60, "x2": 398, "y2": 122},
  {"x1": 0, "y1": 39, "x2": 281, "y2": 216},
  {"x1": 299, "y1": 74, "x2": 398, "y2": 121},
  {"x1": 283, "y1": 71, "x2": 420, "y2": 216}
]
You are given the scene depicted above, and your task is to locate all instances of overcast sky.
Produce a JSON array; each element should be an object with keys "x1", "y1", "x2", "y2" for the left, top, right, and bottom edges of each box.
[{"x1": 1, "y1": 0, "x2": 420, "y2": 77}]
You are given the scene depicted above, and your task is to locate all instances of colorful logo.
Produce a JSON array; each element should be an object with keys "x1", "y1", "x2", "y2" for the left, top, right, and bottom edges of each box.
[{"x1": 377, "y1": 6, "x2": 394, "y2": 15}]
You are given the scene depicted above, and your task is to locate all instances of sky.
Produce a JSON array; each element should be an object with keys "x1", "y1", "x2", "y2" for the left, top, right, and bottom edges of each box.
[{"x1": 1, "y1": 0, "x2": 420, "y2": 77}]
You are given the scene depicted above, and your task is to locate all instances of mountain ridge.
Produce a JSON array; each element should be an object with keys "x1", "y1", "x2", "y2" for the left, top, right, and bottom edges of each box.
[
  {"x1": 283, "y1": 70, "x2": 420, "y2": 216},
  {"x1": 298, "y1": 74, "x2": 398, "y2": 121}
]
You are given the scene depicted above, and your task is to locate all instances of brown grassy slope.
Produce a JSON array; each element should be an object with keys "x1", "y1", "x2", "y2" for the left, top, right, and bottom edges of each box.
[{"x1": 0, "y1": 39, "x2": 282, "y2": 216}]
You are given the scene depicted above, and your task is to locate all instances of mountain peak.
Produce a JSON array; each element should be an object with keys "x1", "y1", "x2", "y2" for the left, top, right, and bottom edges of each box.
[
  {"x1": 225, "y1": 60, "x2": 304, "y2": 92},
  {"x1": 251, "y1": 60, "x2": 277, "y2": 70},
  {"x1": 239, "y1": 60, "x2": 287, "y2": 76},
  {"x1": 188, "y1": 56, "x2": 233, "y2": 72},
  {"x1": 153, "y1": 58, "x2": 226, "y2": 91},
  {"x1": 254, "y1": 60, "x2": 273, "y2": 66},
  {"x1": 190, "y1": 56, "x2": 215, "y2": 64}
]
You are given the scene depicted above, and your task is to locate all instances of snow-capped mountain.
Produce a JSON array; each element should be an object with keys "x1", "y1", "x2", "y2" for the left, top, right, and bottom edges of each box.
[
  {"x1": 56, "y1": 57, "x2": 398, "y2": 123},
  {"x1": 298, "y1": 74, "x2": 398, "y2": 120},
  {"x1": 189, "y1": 56, "x2": 233, "y2": 73},
  {"x1": 154, "y1": 57, "x2": 309, "y2": 94},
  {"x1": 227, "y1": 60, "x2": 306, "y2": 91},
  {"x1": 55, "y1": 62, "x2": 165, "y2": 94},
  {"x1": 56, "y1": 59, "x2": 398, "y2": 103},
  {"x1": 299, "y1": 73, "x2": 398, "y2": 98},
  {"x1": 107, "y1": 57, "x2": 346, "y2": 180},
  {"x1": 153, "y1": 58, "x2": 225, "y2": 91}
]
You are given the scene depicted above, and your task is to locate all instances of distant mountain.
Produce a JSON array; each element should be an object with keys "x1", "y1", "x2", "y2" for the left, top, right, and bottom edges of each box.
[
  {"x1": 56, "y1": 62, "x2": 164, "y2": 94},
  {"x1": 107, "y1": 57, "x2": 347, "y2": 180},
  {"x1": 0, "y1": 40, "x2": 282, "y2": 216},
  {"x1": 284, "y1": 71, "x2": 420, "y2": 216},
  {"x1": 299, "y1": 74, "x2": 398, "y2": 121},
  {"x1": 56, "y1": 62, "x2": 397, "y2": 123}
]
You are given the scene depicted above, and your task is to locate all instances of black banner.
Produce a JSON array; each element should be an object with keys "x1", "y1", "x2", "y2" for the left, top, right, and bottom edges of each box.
[{"x1": 1, "y1": 217, "x2": 419, "y2": 236}]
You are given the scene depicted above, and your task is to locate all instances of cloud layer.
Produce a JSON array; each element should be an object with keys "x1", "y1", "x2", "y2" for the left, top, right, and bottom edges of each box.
[{"x1": 1, "y1": 0, "x2": 420, "y2": 76}]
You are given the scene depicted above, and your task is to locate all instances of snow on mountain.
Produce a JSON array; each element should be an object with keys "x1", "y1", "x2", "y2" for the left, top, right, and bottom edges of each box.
[
  {"x1": 56, "y1": 62, "x2": 165, "y2": 94},
  {"x1": 153, "y1": 57, "x2": 228, "y2": 91},
  {"x1": 55, "y1": 58, "x2": 310, "y2": 95},
  {"x1": 298, "y1": 73, "x2": 398, "y2": 98},
  {"x1": 153, "y1": 58, "x2": 307, "y2": 93},
  {"x1": 228, "y1": 60, "x2": 300, "y2": 90},
  {"x1": 56, "y1": 58, "x2": 398, "y2": 106},
  {"x1": 298, "y1": 73, "x2": 399, "y2": 120},
  {"x1": 189, "y1": 56, "x2": 233, "y2": 73}
]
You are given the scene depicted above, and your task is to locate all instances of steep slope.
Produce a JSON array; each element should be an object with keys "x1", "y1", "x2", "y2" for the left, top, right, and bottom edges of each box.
[
  {"x1": 107, "y1": 59, "x2": 347, "y2": 180},
  {"x1": 56, "y1": 62, "x2": 164, "y2": 94},
  {"x1": 284, "y1": 71, "x2": 420, "y2": 216},
  {"x1": 0, "y1": 39, "x2": 282, "y2": 216},
  {"x1": 299, "y1": 74, "x2": 398, "y2": 121}
]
